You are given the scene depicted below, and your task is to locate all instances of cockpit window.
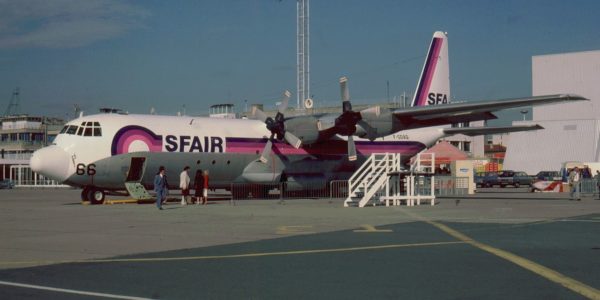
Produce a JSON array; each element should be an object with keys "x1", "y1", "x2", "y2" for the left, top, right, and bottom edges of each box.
[
  {"x1": 63, "y1": 122, "x2": 102, "y2": 136},
  {"x1": 66, "y1": 125, "x2": 78, "y2": 135}
]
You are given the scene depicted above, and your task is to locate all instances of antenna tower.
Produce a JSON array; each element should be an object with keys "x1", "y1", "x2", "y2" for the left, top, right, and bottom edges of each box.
[
  {"x1": 4, "y1": 87, "x2": 21, "y2": 116},
  {"x1": 297, "y1": 0, "x2": 309, "y2": 109}
]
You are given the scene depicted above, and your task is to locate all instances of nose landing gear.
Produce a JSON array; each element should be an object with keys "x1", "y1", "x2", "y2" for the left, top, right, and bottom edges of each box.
[{"x1": 81, "y1": 186, "x2": 105, "y2": 204}]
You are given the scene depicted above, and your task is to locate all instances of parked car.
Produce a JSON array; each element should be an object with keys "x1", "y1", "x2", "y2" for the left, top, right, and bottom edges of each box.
[
  {"x1": 534, "y1": 171, "x2": 562, "y2": 181},
  {"x1": 0, "y1": 179, "x2": 15, "y2": 189},
  {"x1": 475, "y1": 172, "x2": 500, "y2": 188},
  {"x1": 497, "y1": 170, "x2": 533, "y2": 188}
]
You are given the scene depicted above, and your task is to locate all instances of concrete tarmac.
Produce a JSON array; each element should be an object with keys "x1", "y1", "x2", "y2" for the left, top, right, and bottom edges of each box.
[{"x1": 0, "y1": 188, "x2": 599, "y2": 299}]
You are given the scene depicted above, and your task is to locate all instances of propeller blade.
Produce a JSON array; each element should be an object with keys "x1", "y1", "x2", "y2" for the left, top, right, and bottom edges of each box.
[
  {"x1": 278, "y1": 90, "x2": 291, "y2": 114},
  {"x1": 357, "y1": 120, "x2": 377, "y2": 141},
  {"x1": 252, "y1": 107, "x2": 269, "y2": 123},
  {"x1": 339, "y1": 77, "x2": 350, "y2": 103},
  {"x1": 259, "y1": 139, "x2": 273, "y2": 163},
  {"x1": 283, "y1": 131, "x2": 302, "y2": 149},
  {"x1": 347, "y1": 135, "x2": 357, "y2": 161}
]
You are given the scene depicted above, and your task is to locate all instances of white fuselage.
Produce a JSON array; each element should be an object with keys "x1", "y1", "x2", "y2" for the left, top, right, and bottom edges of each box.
[{"x1": 31, "y1": 113, "x2": 446, "y2": 189}]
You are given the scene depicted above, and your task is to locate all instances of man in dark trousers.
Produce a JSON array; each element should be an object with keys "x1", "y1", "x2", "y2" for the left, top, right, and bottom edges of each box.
[{"x1": 154, "y1": 166, "x2": 168, "y2": 210}]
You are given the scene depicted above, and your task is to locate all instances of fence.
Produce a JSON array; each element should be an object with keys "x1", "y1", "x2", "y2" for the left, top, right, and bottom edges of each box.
[
  {"x1": 230, "y1": 177, "x2": 470, "y2": 201},
  {"x1": 580, "y1": 179, "x2": 599, "y2": 197},
  {"x1": 230, "y1": 182, "x2": 332, "y2": 201},
  {"x1": 8, "y1": 165, "x2": 68, "y2": 187}
]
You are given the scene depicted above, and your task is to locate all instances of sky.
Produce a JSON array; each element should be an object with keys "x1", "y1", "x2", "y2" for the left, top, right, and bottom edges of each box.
[{"x1": 1, "y1": 0, "x2": 599, "y2": 125}]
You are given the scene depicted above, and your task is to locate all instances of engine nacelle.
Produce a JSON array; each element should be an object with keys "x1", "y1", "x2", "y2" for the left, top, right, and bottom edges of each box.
[{"x1": 284, "y1": 115, "x2": 321, "y2": 145}]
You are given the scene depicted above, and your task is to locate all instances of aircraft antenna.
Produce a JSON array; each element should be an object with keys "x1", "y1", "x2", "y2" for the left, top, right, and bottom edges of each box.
[{"x1": 4, "y1": 87, "x2": 21, "y2": 116}]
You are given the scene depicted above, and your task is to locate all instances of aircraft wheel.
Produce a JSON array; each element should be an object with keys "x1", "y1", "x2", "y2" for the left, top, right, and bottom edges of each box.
[
  {"x1": 88, "y1": 188, "x2": 105, "y2": 205},
  {"x1": 81, "y1": 187, "x2": 90, "y2": 202}
]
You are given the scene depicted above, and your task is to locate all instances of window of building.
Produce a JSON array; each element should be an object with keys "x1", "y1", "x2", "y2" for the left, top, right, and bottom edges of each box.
[{"x1": 463, "y1": 141, "x2": 471, "y2": 152}]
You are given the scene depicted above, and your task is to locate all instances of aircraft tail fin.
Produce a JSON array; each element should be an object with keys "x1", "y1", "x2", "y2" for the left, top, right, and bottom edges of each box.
[{"x1": 411, "y1": 31, "x2": 450, "y2": 107}]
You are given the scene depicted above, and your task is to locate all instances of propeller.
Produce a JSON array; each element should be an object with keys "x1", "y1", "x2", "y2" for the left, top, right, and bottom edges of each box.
[
  {"x1": 334, "y1": 77, "x2": 363, "y2": 161},
  {"x1": 251, "y1": 90, "x2": 302, "y2": 163}
]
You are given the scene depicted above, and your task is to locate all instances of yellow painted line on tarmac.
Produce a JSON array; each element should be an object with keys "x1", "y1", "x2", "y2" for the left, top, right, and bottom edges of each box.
[
  {"x1": 353, "y1": 224, "x2": 393, "y2": 233},
  {"x1": 0, "y1": 241, "x2": 464, "y2": 266},
  {"x1": 104, "y1": 199, "x2": 138, "y2": 205},
  {"x1": 400, "y1": 209, "x2": 600, "y2": 300},
  {"x1": 276, "y1": 225, "x2": 315, "y2": 235}
]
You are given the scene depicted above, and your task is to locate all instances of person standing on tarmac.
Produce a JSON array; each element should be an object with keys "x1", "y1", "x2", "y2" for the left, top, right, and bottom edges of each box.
[
  {"x1": 594, "y1": 170, "x2": 600, "y2": 200},
  {"x1": 179, "y1": 166, "x2": 191, "y2": 205},
  {"x1": 202, "y1": 170, "x2": 209, "y2": 205},
  {"x1": 154, "y1": 166, "x2": 169, "y2": 210},
  {"x1": 193, "y1": 169, "x2": 204, "y2": 205},
  {"x1": 568, "y1": 167, "x2": 581, "y2": 201}
]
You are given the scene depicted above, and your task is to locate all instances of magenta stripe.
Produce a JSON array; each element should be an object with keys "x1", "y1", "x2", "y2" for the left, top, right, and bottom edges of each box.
[{"x1": 416, "y1": 37, "x2": 443, "y2": 106}]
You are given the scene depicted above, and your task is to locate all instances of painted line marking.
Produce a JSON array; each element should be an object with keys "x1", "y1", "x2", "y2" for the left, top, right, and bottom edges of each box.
[
  {"x1": 104, "y1": 199, "x2": 138, "y2": 204},
  {"x1": 276, "y1": 225, "x2": 315, "y2": 235},
  {"x1": 0, "y1": 241, "x2": 464, "y2": 266},
  {"x1": 558, "y1": 219, "x2": 600, "y2": 223},
  {"x1": 353, "y1": 224, "x2": 393, "y2": 233},
  {"x1": 0, "y1": 280, "x2": 154, "y2": 300},
  {"x1": 400, "y1": 209, "x2": 600, "y2": 300}
]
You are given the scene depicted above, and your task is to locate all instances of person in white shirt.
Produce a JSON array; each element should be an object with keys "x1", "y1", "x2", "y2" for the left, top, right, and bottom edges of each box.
[
  {"x1": 179, "y1": 166, "x2": 191, "y2": 205},
  {"x1": 568, "y1": 167, "x2": 581, "y2": 201}
]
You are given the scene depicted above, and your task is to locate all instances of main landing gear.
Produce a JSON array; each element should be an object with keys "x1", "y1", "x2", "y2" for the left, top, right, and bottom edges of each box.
[{"x1": 81, "y1": 186, "x2": 106, "y2": 204}]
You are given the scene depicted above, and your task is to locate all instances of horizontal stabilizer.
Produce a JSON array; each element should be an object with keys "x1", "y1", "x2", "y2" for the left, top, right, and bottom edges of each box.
[{"x1": 443, "y1": 124, "x2": 544, "y2": 136}]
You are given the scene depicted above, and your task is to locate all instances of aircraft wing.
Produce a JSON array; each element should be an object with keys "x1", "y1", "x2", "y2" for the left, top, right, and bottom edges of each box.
[
  {"x1": 392, "y1": 94, "x2": 587, "y2": 129},
  {"x1": 443, "y1": 124, "x2": 543, "y2": 136}
]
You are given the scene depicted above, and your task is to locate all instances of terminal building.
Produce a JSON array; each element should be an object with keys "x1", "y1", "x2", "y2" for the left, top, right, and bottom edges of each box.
[
  {"x1": 504, "y1": 50, "x2": 600, "y2": 174},
  {"x1": 0, "y1": 115, "x2": 65, "y2": 185}
]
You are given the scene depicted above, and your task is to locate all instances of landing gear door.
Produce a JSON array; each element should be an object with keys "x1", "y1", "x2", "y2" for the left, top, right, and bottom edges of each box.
[{"x1": 124, "y1": 157, "x2": 153, "y2": 200}]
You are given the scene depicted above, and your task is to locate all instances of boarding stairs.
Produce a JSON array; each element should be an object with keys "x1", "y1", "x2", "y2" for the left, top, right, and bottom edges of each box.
[
  {"x1": 344, "y1": 152, "x2": 436, "y2": 207},
  {"x1": 344, "y1": 153, "x2": 401, "y2": 207}
]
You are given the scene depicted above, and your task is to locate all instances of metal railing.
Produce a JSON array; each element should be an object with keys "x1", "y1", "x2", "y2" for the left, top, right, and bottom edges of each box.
[
  {"x1": 230, "y1": 182, "x2": 332, "y2": 201},
  {"x1": 329, "y1": 180, "x2": 348, "y2": 199},
  {"x1": 579, "y1": 179, "x2": 599, "y2": 197}
]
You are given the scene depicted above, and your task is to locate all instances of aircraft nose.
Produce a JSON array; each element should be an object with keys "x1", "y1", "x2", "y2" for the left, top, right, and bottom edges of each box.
[{"x1": 30, "y1": 146, "x2": 71, "y2": 182}]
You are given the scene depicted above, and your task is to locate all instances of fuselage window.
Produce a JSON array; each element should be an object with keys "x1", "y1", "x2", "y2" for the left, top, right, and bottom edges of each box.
[
  {"x1": 93, "y1": 122, "x2": 100, "y2": 127},
  {"x1": 86, "y1": 122, "x2": 92, "y2": 126},
  {"x1": 84, "y1": 128, "x2": 93, "y2": 136},
  {"x1": 93, "y1": 128, "x2": 102, "y2": 136},
  {"x1": 77, "y1": 127, "x2": 84, "y2": 136},
  {"x1": 81, "y1": 122, "x2": 86, "y2": 126},
  {"x1": 66, "y1": 126, "x2": 78, "y2": 135}
]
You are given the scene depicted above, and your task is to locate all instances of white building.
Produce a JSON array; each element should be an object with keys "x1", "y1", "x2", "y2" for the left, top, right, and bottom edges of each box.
[{"x1": 504, "y1": 50, "x2": 600, "y2": 174}]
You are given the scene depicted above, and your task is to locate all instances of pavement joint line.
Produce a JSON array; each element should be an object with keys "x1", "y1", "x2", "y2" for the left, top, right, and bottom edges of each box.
[
  {"x1": 0, "y1": 241, "x2": 465, "y2": 266},
  {"x1": 399, "y1": 209, "x2": 600, "y2": 300},
  {"x1": 0, "y1": 280, "x2": 155, "y2": 300}
]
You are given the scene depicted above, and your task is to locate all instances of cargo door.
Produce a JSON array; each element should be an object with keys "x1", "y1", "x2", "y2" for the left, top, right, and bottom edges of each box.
[{"x1": 124, "y1": 157, "x2": 153, "y2": 200}]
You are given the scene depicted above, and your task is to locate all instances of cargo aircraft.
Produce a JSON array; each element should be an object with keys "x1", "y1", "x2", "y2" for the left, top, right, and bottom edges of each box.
[{"x1": 31, "y1": 31, "x2": 586, "y2": 203}]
